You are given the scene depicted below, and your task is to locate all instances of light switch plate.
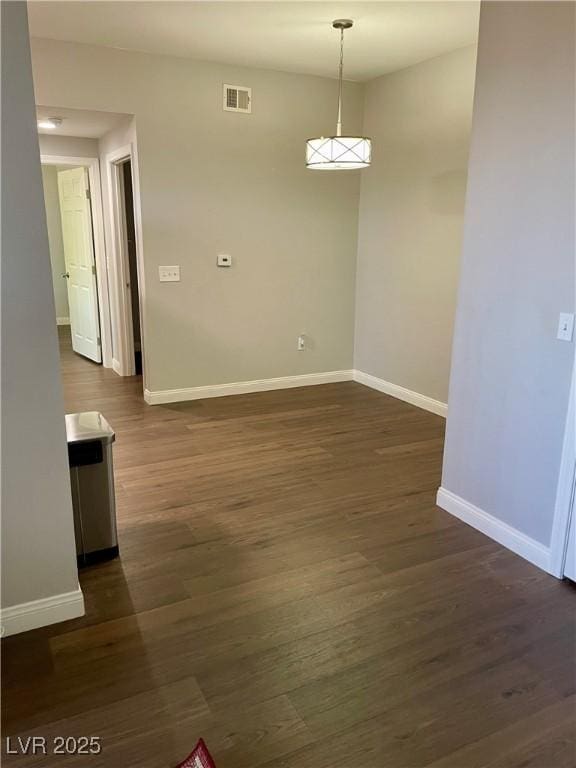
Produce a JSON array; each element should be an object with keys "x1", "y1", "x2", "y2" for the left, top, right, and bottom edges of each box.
[
  {"x1": 217, "y1": 254, "x2": 232, "y2": 268},
  {"x1": 159, "y1": 265, "x2": 180, "y2": 282},
  {"x1": 557, "y1": 312, "x2": 575, "y2": 342}
]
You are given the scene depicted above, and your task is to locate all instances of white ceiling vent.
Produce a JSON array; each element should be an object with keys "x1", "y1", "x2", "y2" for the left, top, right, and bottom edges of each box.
[{"x1": 223, "y1": 84, "x2": 251, "y2": 113}]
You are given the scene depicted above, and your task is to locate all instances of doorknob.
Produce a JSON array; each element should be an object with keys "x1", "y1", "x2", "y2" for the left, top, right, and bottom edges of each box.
[{"x1": 62, "y1": 272, "x2": 70, "y2": 279}]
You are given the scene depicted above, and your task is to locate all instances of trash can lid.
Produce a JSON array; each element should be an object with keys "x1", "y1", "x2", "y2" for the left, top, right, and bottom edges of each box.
[{"x1": 65, "y1": 412, "x2": 115, "y2": 445}]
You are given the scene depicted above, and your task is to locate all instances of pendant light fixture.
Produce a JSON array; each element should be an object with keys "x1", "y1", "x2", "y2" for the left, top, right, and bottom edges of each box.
[{"x1": 306, "y1": 19, "x2": 371, "y2": 170}]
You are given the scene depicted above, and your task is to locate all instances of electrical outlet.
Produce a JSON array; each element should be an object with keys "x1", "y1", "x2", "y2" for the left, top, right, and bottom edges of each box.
[
  {"x1": 297, "y1": 335, "x2": 306, "y2": 351},
  {"x1": 557, "y1": 312, "x2": 575, "y2": 342},
  {"x1": 159, "y1": 265, "x2": 180, "y2": 282}
]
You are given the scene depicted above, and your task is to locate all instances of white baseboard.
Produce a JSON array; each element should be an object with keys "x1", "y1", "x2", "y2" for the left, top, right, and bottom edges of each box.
[
  {"x1": 143, "y1": 369, "x2": 448, "y2": 411},
  {"x1": 144, "y1": 370, "x2": 354, "y2": 405},
  {"x1": 436, "y1": 487, "x2": 551, "y2": 573},
  {"x1": 353, "y1": 370, "x2": 447, "y2": 417},
  {"x1": 1, "y1": 587, "x2": 85, "y2": 637},
  {"x1": 56, "y1": 316, "x2": 70, "y2": 326}
]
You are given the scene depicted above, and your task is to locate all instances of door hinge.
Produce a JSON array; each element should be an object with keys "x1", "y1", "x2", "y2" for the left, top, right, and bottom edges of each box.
[
  {"x1": 85, "y1": 188, "x2": 91, "y2": 201},
  {"x1": 92, "y1": 265, "x2": 96, "y2": 276},
  {"x1": 97, "y1": 337, "x2": 101, "y2": 346}
]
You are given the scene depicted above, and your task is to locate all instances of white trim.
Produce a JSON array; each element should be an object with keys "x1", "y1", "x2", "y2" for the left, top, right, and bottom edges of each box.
[
  {"x1": 41, "y1": 154, "x2": 112, "y2": 369},
  {"x1": 106, "y1": 146, "x2": 134, "y2": 377},
  {"x1": 353, "y1": 370, "x2": 447, "y2": 417},
  {"x1": 436, "y1": 487, "x2": 551, "y2": 573},
  {"x1": 87, "y1": 159, "x2": 112, "y2": 368},
  {"x1": 105, "y1": 144, "x2": 147, "y2": 384},
  {"x1": 144, "y1": 370, "x2": 354, "y2": 405},
  {"x1": 1, "y1": 588, "x2": 85, "y2": 637},
  {"x1": 56, "y1": 316, "x2": 70, "y2": 326},
  {"x1": 549, "y1": 358, "x2": 576, "y2": 577}
]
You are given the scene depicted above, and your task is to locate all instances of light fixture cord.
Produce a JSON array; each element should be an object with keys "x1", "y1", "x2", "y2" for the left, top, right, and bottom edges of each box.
[{"x1": 336, "y1": 26, "x2": 344, "y2": 137}]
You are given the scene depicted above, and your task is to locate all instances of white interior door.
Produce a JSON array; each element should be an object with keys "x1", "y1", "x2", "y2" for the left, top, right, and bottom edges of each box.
[{"x1": 57, "y1": 167, "x2": 101, "y2": 363}]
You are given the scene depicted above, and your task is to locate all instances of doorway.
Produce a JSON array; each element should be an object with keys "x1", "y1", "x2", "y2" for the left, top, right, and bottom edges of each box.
[
  {"x1": 120, "y1": 160, "x2": 142, "y2": 375},
  {"x1": 42, "y1": 145, "x2": 145, "y2": 383},
  {"x1": 41, "y1": 156, "x2": 110, "y2": 366},
  {"x1": 107, "y1": 146, "x2": 144, "y2": 378}
]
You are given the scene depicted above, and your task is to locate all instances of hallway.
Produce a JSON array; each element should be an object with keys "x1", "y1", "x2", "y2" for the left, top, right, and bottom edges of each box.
[{"x1": 2, "y1": 330, "x2": 575, "y2": 767}]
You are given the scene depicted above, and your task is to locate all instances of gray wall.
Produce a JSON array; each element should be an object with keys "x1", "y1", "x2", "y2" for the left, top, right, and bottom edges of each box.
[
  {"x1": 39, "y1": 133, "x2": 99, "y2": 158},
  {"x1": 31, "y1": 38, "x2": 364, "y2": 393},
  {"x1": 1, "y1": 3, "x2": 80, "y2": 609},
  {"x1": 355, "y1": 45, "x2": 477, "y2": 403},
  {"x1": 441, "y1": 1, "x2": 575, "y2": 545},
  {"x1": 41, "y1": 165, "x2": 70, "y2": 320}
]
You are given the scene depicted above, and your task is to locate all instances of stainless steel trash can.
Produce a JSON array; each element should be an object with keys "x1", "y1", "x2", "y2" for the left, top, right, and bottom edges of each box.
[{"x1": 66, "y1": 412, "x2": 119, "y2": 567}]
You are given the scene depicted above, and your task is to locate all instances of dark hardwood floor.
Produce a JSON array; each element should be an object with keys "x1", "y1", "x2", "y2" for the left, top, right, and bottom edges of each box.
[{"x1": 2, "y1": 327, "x2": 575, "y2": 767}]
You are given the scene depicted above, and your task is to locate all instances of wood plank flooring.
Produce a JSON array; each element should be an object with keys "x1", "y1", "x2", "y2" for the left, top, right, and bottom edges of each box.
[{"x1": 2, "y1": 327, "x2": 575, "y2": 767}]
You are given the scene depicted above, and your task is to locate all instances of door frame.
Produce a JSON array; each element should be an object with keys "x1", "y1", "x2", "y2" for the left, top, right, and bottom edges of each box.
[
  {"x1": 549, "y1": 355, "x2": 576, "y2": 577},
  {"x1": 105, "y1": 144, "x2": 146, "y2": 380},
  {"x1": 41, "y1": 154, "x2": 112, "y2": 368}
]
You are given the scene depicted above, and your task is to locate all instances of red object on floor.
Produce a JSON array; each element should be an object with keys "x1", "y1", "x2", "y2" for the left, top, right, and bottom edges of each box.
[{"x1": 175, "y1": 739, "x2": 217, "y2": 768}]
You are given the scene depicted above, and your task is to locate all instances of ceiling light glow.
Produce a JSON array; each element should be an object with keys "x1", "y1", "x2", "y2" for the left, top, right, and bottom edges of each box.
[{"x1": 37, "y1": 117, "x2": 63, "y2": 130}]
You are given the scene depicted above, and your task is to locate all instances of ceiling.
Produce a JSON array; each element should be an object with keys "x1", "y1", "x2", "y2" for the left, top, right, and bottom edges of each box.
[
  {"x1": 28, "y1": 1, "x2": 479, "y2": 82},
  {"x1": 36, "y1": 106, "x2": 130, "y2": 138}
]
